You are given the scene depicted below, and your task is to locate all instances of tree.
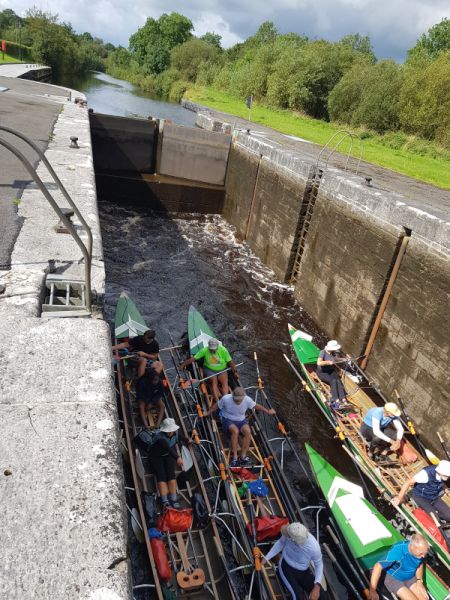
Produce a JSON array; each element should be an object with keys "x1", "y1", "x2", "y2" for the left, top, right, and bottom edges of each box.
[
  {"x1": 249, "y1": 21, "x2": 278, "y2": 46},
  {"x1": 340, "y1": 33, "x2": 376, "y2": 62},
  {"x1": 0, "y1": 8, "x2": 20, "y2": 35},
  {"x1": 200, "y1": 32, "x2": 222, "y2": 50},
  {"x1": 328, "y1": 60, "x2": 403, "y2": 133},
  {"x1": 408, "y1": 18, "x2": 450, "y2": 60},
  {"x1": 129, "y1": 12, "x2": 193, "y2": 74},
  {"x1": 399, "y1": 54, "x2": 450, "y2": 146},
  {"x1": 171, "y1": 38, "x2": 221, "y2": 81}
]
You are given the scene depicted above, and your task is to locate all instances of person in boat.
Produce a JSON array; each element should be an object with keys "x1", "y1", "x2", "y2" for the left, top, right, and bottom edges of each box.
[
  {"x1": 392, "y1": 460, "x2": 450, "y2": 523},
  {"x1": 148, "y1": 418, "x2": 187, "y2": 509},
  {"x1": 113, "y1": 329, "x2": 161, "y2": 378},
  {"x1": 262, "y1": 522, "x2": 327, "y2": 600},
  {"x1": 135, "y1": 366, "x2": 165, "y2": 429},
  {"x1": 204, "y1": 386, "x2": 275, "y2": 467},
  {"x1": 180, "y1": 337, "x2": 239, "y2": 403},
  {"x1": 316, "y1": 340, "x2": 348, "y2": 409},
  {"x1": 368, "y1": 533, "x2": 429, "y2": 600},
  {"x1": 360, "y1": 403, "x2": 404, "y2": 460}
]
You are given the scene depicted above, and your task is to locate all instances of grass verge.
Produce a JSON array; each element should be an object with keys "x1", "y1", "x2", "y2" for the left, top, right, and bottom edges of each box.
[
  {"x1": 185, "y1": 85, "x2": 450, "y2": 190},
  {"x1": 0, "y1": 52, "x2": 20, "y2": 64}
]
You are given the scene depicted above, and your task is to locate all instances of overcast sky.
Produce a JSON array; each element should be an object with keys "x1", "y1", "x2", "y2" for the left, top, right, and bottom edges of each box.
[{"x1": 2, "y1": 0, "x2": 449, "y2": 60}]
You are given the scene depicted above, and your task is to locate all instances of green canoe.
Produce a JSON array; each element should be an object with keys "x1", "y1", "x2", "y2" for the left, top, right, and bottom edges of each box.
[
  {"x1": 306, "y1": 444, "x2": 450, "y2": 599},
  {"x1": 288, "y1": 323, "x2": 450, "y2": 572},
  {"x1": 114, "y1": 292, "x2": 148, "y2": 339},
  {"x1": 188, "y1": 305, "x2": 221, "y2": 355}
]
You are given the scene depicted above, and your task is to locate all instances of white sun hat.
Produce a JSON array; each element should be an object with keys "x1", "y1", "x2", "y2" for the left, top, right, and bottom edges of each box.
[
  {"x1": 325, "y1": 340, "x2": 341, "y2": 352},
  {"x1": 159, "y1": 418, "x2": 180, "y2": 433},
  {"x1": 285, "y1": 522, "x2": 309, "y2": 545},
  {"x1": 436, "y1": 460, "x2": 450, "y2": 478},
  {"x1": 384, "y1": 402, "x2": 401, "y2": 417}
]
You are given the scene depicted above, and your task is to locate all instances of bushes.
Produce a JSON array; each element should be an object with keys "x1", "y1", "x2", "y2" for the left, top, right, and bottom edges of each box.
[
  {"x1": 329, "y1": 60, "x2": 403, "y2": 133},
  {"x1": 1, "y1": 40, "x2": 32, "y2": 61},
  {"x1": 398, "y1": 54, "x2": 450, "y2": 147}
]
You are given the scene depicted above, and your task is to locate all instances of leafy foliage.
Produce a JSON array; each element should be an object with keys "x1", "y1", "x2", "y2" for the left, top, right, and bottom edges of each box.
[
  {"x1": 329, "y1": 60, "x2": 403, "y2": 133},
  {"x1": 408, "y1": 18, "x2": 450, "y2": 60},
  {"x1": 171, "y1": 39, "x2": 221, "y2": 82},
  {"x1": 129, "y1": 12, "x2": 192, "y2": 74}
]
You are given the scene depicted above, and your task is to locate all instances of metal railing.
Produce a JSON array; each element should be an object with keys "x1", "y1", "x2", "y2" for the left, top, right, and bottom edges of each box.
[
  {"x1": 0, "y1": 126, "x2": 93, "y2": 310},
  {"x1": 316, "y1": 129, "x2": 364, "y2": 175}
]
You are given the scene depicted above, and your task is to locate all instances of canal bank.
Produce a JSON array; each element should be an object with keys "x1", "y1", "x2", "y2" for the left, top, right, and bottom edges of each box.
[{"x1": 0, "y1": 75, "x2": 130, "y2": 599}]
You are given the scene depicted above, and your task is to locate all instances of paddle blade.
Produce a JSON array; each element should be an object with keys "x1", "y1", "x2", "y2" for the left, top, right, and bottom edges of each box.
[
  {"x1": 425, "y1": 448, "x2": 440, "y2": 465},
  {"x1": 181, "y1": 445, "x2": 194, "y2": 472}
]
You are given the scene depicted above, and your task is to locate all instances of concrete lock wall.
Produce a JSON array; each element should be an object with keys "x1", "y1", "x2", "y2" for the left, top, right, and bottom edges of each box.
[
  {"x1": 293, "y1": 188, "x2": 404, "y2": 353},
  {"x1": 224, "y1": 135, "x2": 312, "y2": 281},
  {"x1": 368, "y1": 238, "x2": 450, "y2": 435},
  {"x1": 157, "y1": 123, "x2": 231, "y2": 185}
]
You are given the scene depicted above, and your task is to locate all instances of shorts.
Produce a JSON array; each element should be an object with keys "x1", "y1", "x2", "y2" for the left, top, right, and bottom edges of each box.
[
  {"x1": 138, "y1": 395, "x2": 163, "y2": 406},
  {"x1": 148, "y1": 453, "x2": 176, "y2": 483},
  {"x1": 384, "y1": 573, "x2": 416, "y2": 594},
  {"x1": 204, "y1": 367, "x2": 227, "y2": 378},
  {"x1": 221, "y1": 418, "x2": 248, "y2": 433}
]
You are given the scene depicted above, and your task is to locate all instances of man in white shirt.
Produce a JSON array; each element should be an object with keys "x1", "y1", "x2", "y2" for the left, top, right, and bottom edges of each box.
[{"x1": 205, "y1": 386, "x2": 275, "y2": 467}]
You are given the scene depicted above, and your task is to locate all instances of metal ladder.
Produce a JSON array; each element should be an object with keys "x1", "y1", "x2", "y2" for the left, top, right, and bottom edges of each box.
[
  {"x1": 0, "y1": 126, "x2": 93, "y2": 315},
  {"x1": 288, "y1": 165, "x2": 323, "y2": 285}
]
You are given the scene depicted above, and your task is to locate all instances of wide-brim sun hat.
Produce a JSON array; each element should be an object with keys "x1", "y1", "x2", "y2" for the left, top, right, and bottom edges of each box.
[
  {"x1": 285, "y1": 522, "x2": 309, "y2": 545},
  {"x1": 436, "y1": 460, "x2": 450, "y2": 477},
  {"x1": 232, "y1": 387, "x2": 246, "y2": 400},
  {"x1": 325, "y1": 340, "x2": 341, "y2": 352},
  {"x1": 208, "y1": 338, "x2": 219, "y2": 350},
  {"x1": 384, "y1": 402, "x2": 401, "y2": 417},
  {"x1": 160, "y1": 418, "x2": 180, "y2": 433}
]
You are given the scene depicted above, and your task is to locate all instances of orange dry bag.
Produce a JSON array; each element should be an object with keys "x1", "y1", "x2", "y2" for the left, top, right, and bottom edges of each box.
[
  {"x1": 150, "y1": 538, "x2": 171, "y2": 580},
  {"x1": 157, "y1": 508, "x2": 193, "y2": 533},
  {"x1": 246, "y1": 515, "x2": 290, "y2": 541}
]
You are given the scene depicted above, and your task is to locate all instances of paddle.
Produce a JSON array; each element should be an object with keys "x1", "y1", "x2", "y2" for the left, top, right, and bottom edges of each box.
[
  {"x1": 437, "y1": 432, "x2": 450, "y2": 461},
  {"x1": 181, "y1": 445, "x2": 194, "y2": 472},
  {"x1": 394, "y1": 390, "x2": 438, "y2": 464}
]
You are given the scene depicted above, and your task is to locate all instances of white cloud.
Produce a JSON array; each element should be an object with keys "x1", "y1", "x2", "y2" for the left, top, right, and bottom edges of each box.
[{"x1": 1, "y1": 0, "x2": 448, "y2": 58}]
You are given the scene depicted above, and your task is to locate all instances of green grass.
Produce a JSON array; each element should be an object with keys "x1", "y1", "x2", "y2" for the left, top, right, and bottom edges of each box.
[
  {"x1": 0, "y1": 52, "x2": 20, "y2": 64},
  {"x1": 185, "y1": 86, "x2": 450, "y2": 190}
]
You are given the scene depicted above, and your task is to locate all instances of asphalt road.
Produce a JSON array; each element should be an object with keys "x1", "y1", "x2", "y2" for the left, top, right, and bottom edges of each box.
[{"x1": 0, "y1": 76, "x2": 69, "y2": 268}]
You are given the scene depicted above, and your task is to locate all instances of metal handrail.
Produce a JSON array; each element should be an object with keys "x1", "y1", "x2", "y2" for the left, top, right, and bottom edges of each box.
[
  {"x1": 0, "y1": 127, "x2": 92, "y2": 310},
  {"x1": 316, "y1": 129, "x2": 364, "y2": 175}
]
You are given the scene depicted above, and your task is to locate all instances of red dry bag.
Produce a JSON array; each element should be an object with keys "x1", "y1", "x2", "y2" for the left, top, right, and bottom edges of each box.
[
  {"x1": 157, "y1": 508, "x2": 193, "y2": 533},
  {"x1": 246, "y1": 515, "x2": 289, "y2": 541},
  {"x1": 150, "y1": 537, "x2": 171, "y2": 580},
  {"x1": 398, "y1": 440, "x2": 418, "y2": 465},
  {"x1": 231, "y1": 467, "x2": 257, "y2": 481},
  {"x1": 413, "y1": 508, "x2": 448, "y2": 551}
]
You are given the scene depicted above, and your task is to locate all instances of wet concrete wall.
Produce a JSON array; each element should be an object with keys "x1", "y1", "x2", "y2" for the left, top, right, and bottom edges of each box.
[
  {"x1": 221, "y1": 129, "x2": 450, "y2": 445},
  {"x1": 224, "y1": 138, "x2": 311, "y2": 281},
  {"x1": 368, "y1": 238, "x2": 450, "y2": 434}
]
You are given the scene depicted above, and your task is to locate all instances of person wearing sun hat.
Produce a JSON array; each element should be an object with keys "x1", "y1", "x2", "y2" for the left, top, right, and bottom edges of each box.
[
  {"x1": 148, "y1": 417, "x2": 187, "y2": 509},
  {"x1": 316, "y1": 339, "x2": 348, "y2": 408},
  {"x1": 262, "y1": 522, "x2": 328, "y2": 599},
  {"x1": 393, "y1": 459, "x2": 450, "y2": 523},
  {"x1": 360, "y1": 402, "x2": 404, "y2": 460}
]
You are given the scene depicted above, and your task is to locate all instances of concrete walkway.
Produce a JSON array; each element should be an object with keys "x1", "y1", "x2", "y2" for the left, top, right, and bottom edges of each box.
[
  {"x1": 0, "y1": 63, "x2": 50, "y2": 78},
  {"x1": 0, "y1": 76, "x2": 130, "y2": 599}
]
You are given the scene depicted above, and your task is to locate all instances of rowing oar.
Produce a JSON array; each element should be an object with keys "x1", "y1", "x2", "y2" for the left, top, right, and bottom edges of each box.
[
  {"x1": 322, "y1": 543, "x2": 361, "y2": 599},
  {"x1": 437, "y1": 432, "x2": 450, "y2": 461},
  {"x1": 180, "y1": 362, "x2": 244, "y2": 387},
  {"x1": 394, "y1": 390, "x2": 439, "y2": 464},
  {"x1": 326, "y1": 524, "x2": 370, "y2": 598}
]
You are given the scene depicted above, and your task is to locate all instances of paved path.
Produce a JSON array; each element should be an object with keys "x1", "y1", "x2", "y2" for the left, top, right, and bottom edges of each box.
[
  {"x1": 0, "y1": 76, "x2": 71, "y2": 268},
  {"x1": 0, "y1": 63, "x2": 49, "y2": 78}
]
